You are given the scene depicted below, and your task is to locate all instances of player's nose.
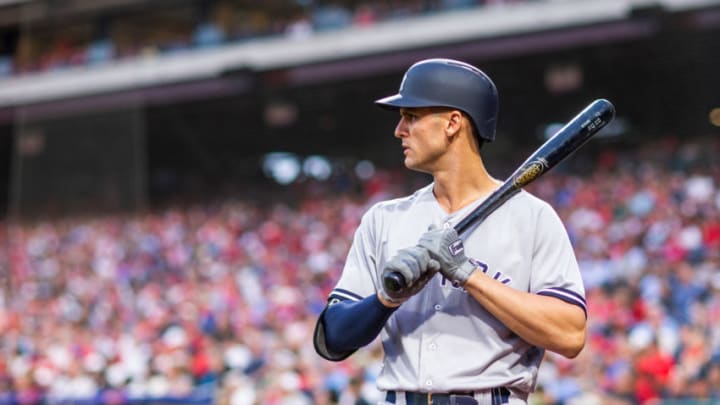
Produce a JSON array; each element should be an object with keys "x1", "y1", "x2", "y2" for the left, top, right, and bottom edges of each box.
[{"x1": 394, "y1": 118, "x2": 408, "y2": 139}]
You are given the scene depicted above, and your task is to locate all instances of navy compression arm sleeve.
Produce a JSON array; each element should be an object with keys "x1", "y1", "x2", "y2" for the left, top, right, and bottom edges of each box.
[{"x1": 319, "y1": 294, "x2": 397, "y2": 356}]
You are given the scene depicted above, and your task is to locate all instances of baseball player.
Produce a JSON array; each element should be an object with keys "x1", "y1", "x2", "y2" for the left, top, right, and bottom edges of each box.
[{"x1": 314, "y1": 59, "x2": 587, "y2": 405}]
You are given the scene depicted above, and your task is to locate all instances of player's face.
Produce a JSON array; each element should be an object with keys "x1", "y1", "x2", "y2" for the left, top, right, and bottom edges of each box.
[{"x1": 395, "y1": 107, "x2": 453, "y2": 173}]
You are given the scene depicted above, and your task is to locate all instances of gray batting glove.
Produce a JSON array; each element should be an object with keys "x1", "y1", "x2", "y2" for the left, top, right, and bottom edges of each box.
[
  {"x1": 417, "y1": 225, "x2": 477, "y2": 287},
  {"x1": 380, "y1": 246, "x2": 440, "y2": 304}
]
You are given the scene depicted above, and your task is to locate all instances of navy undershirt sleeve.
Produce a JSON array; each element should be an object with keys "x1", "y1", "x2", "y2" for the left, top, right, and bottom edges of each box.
[{"x1": 314, "y1": 294, "x2": 397, "y2": 360}]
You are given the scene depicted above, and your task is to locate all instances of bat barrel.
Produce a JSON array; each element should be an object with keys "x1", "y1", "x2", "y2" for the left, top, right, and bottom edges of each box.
[{"x1": 533, "y1": 98, "x2": 615, "y2": 170}]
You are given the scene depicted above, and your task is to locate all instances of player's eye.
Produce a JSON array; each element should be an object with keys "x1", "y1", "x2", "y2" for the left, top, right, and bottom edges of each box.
[{"x1": 402, "y1": 112, "x2": 417, "y2": 122}]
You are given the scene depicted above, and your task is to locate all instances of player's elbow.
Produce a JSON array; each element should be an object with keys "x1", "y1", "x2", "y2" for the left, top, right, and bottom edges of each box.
[
  {"x1": 556, "y1": 326, "x2": 586, "y2": 359},
  {"x1": 545, "y1": 311, "x2": 587, "y2": 358},
  {"x1": 549, "y1": 303, "x2": 587, "y2": 358}
]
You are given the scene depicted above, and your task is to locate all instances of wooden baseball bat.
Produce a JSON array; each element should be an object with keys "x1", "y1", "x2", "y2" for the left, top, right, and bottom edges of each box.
[{"x1": 383, "y1": 98, "x2": 616, "y2": 294}]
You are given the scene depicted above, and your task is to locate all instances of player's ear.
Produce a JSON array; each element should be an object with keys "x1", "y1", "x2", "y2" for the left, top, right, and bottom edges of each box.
[{"x1": 444, "y1": 110, "x2": 463, "y2": 137}]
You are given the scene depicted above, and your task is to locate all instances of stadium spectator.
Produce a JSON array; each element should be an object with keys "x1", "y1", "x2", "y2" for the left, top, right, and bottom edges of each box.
[{"x1": 0, "y1": 0, "x2": 539, "y2": 77}]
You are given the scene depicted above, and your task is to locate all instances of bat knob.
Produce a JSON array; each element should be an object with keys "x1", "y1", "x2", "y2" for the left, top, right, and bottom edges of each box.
[{"x1": 383, "y1": 271, "x2": 407, "y2": 294}]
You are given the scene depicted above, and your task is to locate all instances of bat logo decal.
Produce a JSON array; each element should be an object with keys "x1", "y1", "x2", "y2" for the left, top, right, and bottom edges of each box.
[{"x1": 513, "y1": 158, "x2": 548, "y2": 188}]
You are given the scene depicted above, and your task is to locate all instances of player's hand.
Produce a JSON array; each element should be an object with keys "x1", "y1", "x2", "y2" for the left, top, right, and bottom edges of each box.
[
  {"x1": 417, "y1": 224, "x2": 477, "y2": 287},
  {"x1": 380, "y1": 246, "x2": 440, "y2": 305}
]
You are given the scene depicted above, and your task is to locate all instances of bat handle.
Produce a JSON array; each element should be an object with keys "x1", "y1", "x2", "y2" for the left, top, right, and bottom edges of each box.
[{"x1": 383, "y1": 271, "x2": 406, "y2": 294}]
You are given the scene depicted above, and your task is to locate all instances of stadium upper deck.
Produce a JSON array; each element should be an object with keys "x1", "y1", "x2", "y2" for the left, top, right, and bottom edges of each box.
[{"x1": 0, "y1": 0, "x2": 716, "y2": 108}]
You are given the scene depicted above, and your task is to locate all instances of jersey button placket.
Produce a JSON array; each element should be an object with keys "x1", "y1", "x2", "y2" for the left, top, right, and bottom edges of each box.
[{"x1": 421, "y1": 339, "x2": 439, "y2": 391}]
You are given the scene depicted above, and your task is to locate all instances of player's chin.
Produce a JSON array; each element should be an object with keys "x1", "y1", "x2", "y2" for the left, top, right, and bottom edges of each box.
[
  {"x1": 404, "y1": 158, "x2": 420, "y2": 171},
  {"x1": 404, "y1": 160, "x2": 432, "y2": 174}
]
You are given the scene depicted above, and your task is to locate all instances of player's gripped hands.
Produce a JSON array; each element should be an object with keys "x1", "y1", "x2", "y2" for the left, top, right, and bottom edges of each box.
[
  {"x1": 380, "y1": 246, "x2": 440, "y2": 305},
  {"x1": 417, "y1": 224, "x2": 477, "y2": 287}
]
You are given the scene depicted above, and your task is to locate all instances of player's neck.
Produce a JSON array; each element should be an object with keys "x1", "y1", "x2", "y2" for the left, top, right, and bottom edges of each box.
[{"x1": 431, "y1": 158, "x2": 499, "y2": 214}]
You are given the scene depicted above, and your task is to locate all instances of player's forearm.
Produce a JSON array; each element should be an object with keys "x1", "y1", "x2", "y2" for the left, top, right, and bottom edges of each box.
[
  {"x1": 321, "y1": 294, "x2": 397, "y2": 353},
  {"x1": 463, "y1": 271, "x2": 587, "y2": 358}
]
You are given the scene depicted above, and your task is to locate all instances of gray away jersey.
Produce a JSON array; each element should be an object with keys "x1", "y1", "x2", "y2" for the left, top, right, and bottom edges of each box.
[{"x1": 328, "y1": 183, "x2": 586, "y2": 395}]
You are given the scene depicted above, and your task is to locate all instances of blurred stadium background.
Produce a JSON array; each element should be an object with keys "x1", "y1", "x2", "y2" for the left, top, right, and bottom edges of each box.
[{"x1": 0, "y1": 0, "x2": 719, "y2": 404}]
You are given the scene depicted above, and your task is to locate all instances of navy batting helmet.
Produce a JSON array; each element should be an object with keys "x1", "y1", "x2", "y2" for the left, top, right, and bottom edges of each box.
[{"x1": 375, "y1": 58, "x2": 499, "y2": 142}]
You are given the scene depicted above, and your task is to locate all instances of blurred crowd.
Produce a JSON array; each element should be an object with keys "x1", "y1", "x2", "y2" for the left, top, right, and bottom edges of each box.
[
  {"x1": 1, "y1": 135, "x2": 720, "y2": 405},
  {"x1": 0, "y1": 0, "x2": 532, "y2": 77}
]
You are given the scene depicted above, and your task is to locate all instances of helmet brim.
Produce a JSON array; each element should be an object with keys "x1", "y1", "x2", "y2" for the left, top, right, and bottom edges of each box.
[{"x1": 374, "y1": 93, "x2": 439, "y2": 110}]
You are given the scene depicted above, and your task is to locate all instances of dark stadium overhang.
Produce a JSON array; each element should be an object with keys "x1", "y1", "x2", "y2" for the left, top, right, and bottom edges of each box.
[{"x1": 0, "y1": 75, "x2": 254, "y2": 123}]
